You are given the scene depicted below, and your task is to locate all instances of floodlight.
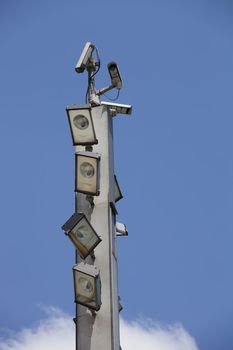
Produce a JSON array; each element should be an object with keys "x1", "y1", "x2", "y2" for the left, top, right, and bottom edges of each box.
[
  {"x1": 116, "y1": 222, "x2": 128, "y2": 236},
  {"x1": 101, "y1": 101, "x2": 132, "y2": 116},
  {"x1": 75, "y1": 151, "x2": 100, "y2": 196},
  {"x1": 75, "y1": 42, "x2": 95, "y2": 73},
  {"x1": 107, "y1": 62, "x2": 122, "y2": 89},
  {"x1": 114, "y1": 175, "x2": 123, "y2": 202},
  {"x1": 66, "y1": 105, "x2": 98, "y2": 146},
  {"x1": 73, "y1": 262, "x2": 101, "y2": 311},
  {"x1": 61, "y1": 213, "x2": 101, "y2": 259}
]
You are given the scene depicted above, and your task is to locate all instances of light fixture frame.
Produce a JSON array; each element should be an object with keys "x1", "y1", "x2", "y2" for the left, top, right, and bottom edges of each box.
[
  {"x1": 61, "y1": 212, "x2": 101, "y2": 259},
  {"x1": 75, "y1": 151, "x2": 100, "y2": 196},
  {"x1": 73, "y1": 262, "x2": 101, "y2": 311},
  {"x1": 66, "y1": 105, "x2": 98, "y2": 146},
  {"x1": 114, "y1": 175, "x2": 123, "y2": 202}
]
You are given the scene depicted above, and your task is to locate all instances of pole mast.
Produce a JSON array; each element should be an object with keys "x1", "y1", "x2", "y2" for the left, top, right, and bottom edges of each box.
[{"x1": 62, "y1": 42, "x2": 132, "y2": 350}]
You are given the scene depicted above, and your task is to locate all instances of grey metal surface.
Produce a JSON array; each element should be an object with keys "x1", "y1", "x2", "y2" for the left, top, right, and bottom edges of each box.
[{"x1": 75, "y1": 105, "x2": 120, "y2": 350}]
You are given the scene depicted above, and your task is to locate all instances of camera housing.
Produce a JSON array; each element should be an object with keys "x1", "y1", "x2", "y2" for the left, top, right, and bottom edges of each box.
[
  {"x1": 75, "y1": 42, "x2": 95, "y2": 73},
  {"x1": 107, "y1": 62, "x2": 122, "y2": 89},
  {"x1": 101, "y1": 101, "x2": 132, "y2": 116}
]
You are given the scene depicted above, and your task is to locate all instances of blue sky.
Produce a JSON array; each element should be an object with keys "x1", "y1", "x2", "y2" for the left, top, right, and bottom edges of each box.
[{"x1": 0, "y1": 1, "x2": 233, "y2": 349}]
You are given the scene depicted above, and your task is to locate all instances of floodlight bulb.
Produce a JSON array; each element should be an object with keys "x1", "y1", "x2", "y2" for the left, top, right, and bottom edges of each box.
[
  {"x1": 80, "y1": 162, "x2": 95, "y2": 178},
  {"x1": 78, "y1": 277, "x2": 94, "y2": 297},
  {"x1": 74, "y1": 225, "x2": 92, "y2": 242},
  {"x1": 73, "y1": 115, "x2": 89, "y2": 130}
]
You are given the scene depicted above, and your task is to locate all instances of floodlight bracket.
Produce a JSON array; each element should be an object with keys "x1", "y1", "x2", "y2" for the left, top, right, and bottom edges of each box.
[
  {"x1": 85, "y1": 145, "x2": 93, "y2": 152},
  {"x1": 110, "y1": 201, "x2": 118, "y2": 215},
  {"x1": 86, "y1": 195, "x2": 94, "y2": 208}
]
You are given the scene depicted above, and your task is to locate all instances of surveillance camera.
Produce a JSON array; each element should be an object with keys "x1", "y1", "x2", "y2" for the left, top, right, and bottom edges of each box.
[
  {"x1": 75, "y1": 42, "x2": 95, "y2": 73},
  {"x1": 101, "y1": 101, "x2": 132, "y2": 116},
  {"x1": 107, "y1": 61, "x2": 122, "y2": 89},
  {"x1": 116, "y1": 222, "x2": 128, "y2": 236}
]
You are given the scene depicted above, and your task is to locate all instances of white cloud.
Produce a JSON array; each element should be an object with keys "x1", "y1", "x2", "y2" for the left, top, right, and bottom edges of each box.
[
  {"x1": 0, "y1": 307, "x2": 75, "y2": 350},
  {"x1": 0, "y1": 307, "x2": 199, "y2": 350},
  {"x1": 120, "y1": 318, "x2": 199, "y2": 350}
]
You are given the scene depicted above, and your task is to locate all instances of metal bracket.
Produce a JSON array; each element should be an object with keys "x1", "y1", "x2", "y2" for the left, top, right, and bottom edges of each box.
[{"x1": 110, "y1": 201, "x2": 118, "y2": 215}]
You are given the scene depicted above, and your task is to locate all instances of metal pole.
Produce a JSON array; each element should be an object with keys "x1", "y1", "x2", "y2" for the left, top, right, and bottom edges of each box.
[
  {"x1": 75, "y1": 192, "x2": 94, "y2": 350},
  {"x1": 74, "y1": 104, "x2": 120, "y2": 350}
]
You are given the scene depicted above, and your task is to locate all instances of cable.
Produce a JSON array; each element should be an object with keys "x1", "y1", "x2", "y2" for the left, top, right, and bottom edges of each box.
[
  {"x1": 90, "y1": 47, "x2": 101, "y2": 79},
  {"x1": 85, "y1": 46, "x2": 101, "y2": 104},
  {"x1": 103, "y1": 89, "x2": 120, "y2": 101},
  {"x1": 85, "y1": 84, "x2": 89, "y2": 104}
]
